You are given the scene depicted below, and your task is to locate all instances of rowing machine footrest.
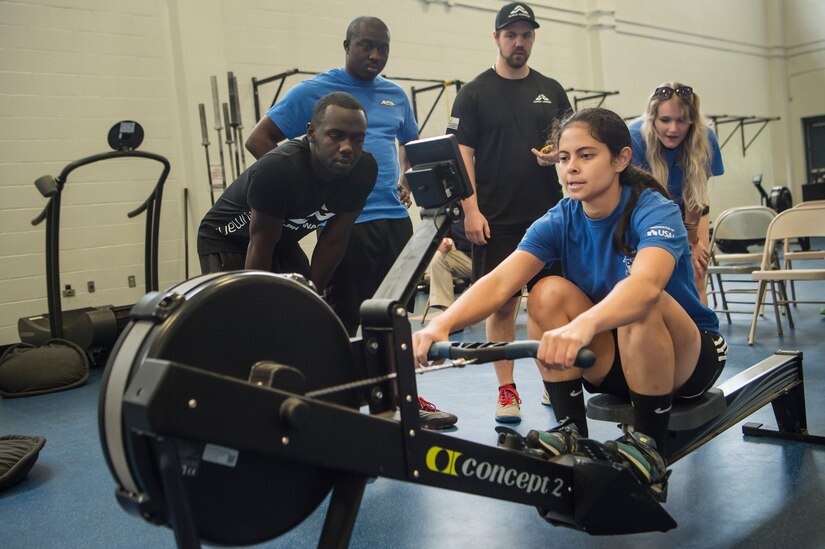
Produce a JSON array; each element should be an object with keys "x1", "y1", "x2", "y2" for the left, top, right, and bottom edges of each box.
[{"x1": 586, "y1": 388, "x2": 727, "y2": 431}]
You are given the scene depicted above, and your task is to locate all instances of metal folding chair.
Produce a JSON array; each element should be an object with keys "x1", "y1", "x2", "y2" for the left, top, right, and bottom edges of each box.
[
  {"x1": 706, "y1": 206, "x2": 776, "y2": 323},
  {"x1": 748, "y1": 205, "x2": 825, "y2": 344},
  {"x1": 784, "y1": 201, "x2": 825, "y2": 302}
]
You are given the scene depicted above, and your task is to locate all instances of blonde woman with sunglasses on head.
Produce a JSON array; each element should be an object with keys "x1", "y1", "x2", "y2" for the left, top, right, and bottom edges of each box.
[{"x1": 628, "y1": 84, "x2": 724, "y2": 304}]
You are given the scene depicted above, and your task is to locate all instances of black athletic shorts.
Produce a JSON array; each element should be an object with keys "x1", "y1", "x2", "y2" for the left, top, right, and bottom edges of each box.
[
  {"x1": 199, "y1": 251, "x2": 246, "y2": 274},
  {"x1": 471, "y1": 223, "x2": 561, "y2": 296},
  {"x1": 583, "y1": 330, "x2": 727, "y2": 400},
  {"x1": 198, "y1": 241, "x2": 310, "y2": 277},
  {"x1": 324, "y1": 216, "x2": 414, "y2": 336}
]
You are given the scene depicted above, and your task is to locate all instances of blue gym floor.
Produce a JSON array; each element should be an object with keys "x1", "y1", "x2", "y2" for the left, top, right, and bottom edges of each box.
[{"x1": 3, "y1": 266, "x2": 825, "y2": 548}]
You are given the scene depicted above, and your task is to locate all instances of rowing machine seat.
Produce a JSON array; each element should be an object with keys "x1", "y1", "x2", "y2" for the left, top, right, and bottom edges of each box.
[{"x1": 586, "y1": 388, "x2": 727, "y2": 431}]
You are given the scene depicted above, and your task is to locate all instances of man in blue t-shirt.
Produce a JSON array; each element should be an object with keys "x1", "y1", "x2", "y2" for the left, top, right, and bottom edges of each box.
[
  {"x1": 245, "y1": 16, "x2": 456, "y2": 430},
  {"x1": 246, "y1": 16, "x2": 418, "y2": 336}
]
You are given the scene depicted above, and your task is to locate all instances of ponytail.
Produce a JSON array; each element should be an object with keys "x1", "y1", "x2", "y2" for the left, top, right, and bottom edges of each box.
[{"x1": 613, "y1": 165, "x2": 669, "y2": 256}]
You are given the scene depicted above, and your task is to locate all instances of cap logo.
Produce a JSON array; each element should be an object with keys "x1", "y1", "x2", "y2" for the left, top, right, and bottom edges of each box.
[{"x1": 509, "y1": 5, "x2": 530, "y2": 19}]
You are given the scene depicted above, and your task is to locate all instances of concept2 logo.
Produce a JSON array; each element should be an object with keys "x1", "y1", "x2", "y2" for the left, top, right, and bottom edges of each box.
[
  {"x1": 426, "y1": 446, "x2": 461, "y2": 476},
  {"x1": 425, "y1": 446, "x2": 564, "y2": 497}
]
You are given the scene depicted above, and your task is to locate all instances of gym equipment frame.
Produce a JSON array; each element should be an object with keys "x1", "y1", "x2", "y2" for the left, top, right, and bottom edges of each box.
[{"x1": 20, "y1": 121, "x2": 170, "y2": 357}]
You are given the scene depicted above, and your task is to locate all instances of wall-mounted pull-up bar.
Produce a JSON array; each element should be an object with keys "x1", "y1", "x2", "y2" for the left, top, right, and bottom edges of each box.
[
  {"x1": 410, "y1": 80, "x2": 463, "y2": 133},
  {"x1": 566, "y1": 88, "x2": 620, "y2": 111},
  {"x1": 707, "y1": 115, "x2": 781, "y2": 156},
  {"x1": 251, "y1": 69, "x2": 320, "y2": 121},
  {"x1": 251, "y1": 69, "x2": 463, "y2": 133}
]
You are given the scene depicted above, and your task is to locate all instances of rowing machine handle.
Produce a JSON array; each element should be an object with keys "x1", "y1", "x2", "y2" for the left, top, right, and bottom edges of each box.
[{"x1": 428, "y1": 341, "x2": 595, "y2": 368}]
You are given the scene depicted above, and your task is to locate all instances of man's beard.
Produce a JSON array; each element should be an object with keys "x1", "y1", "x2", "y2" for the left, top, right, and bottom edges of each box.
[{"x1": 502, "y1": 48, "x2": 529, "y2": 69}]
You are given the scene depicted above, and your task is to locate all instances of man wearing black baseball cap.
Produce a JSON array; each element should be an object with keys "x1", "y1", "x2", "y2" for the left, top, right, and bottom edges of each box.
[{"x1": 443, "y1": 2, "x2": 572, "y2": 423}]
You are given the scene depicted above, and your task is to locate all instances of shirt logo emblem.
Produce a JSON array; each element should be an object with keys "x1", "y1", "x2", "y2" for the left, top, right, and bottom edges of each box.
[
  {"x1": 447, "y1": 117, "x2": 460, "y2": 131},
  {"x1": 623, "y1": 255, "x2": 635, "y2": 276},
  {"x1": 646, "y1": 225, "x2": 675, "y2": 239},
  {"x1": 284, "y1": 205, "x2": 335, "y2": 231},
  {"x1": 380, "y1": 99, "x2": 396, "y2": 107},
  {"x1": 533, "y1": 94, "x2": 552, "y2": 104}
]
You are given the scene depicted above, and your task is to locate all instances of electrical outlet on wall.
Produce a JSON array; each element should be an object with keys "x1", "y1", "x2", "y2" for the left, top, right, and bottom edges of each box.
[
  {"x1": 87, "y1": 281, "x2": 95, "y2": 293},
  {"x1": 128, "y1": 275, "x2": 136, "y2": 288},
  {"x1": 62, "y1": 284, "x2": 75, "y2": 297}
]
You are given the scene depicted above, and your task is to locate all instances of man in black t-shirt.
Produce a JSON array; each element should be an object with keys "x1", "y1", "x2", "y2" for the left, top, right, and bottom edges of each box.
[
  {"x1": 446, "y1": 3, "x2": 572, "y2": 423},
  {"x1": 198, "y1": 92, "x2": 377, "y2": 294}
]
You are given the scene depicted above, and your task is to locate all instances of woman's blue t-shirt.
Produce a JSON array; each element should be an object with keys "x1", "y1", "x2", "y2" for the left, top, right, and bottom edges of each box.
[{"x1": 517, "y1": 186, "x2": 720, "y2": 335}]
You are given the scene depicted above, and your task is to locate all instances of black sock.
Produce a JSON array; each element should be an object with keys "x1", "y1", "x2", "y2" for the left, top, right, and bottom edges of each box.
[
  {"x1": 629, "y1": 390, "x2": 673, "y2": 453},
  {"x1": 543, "y1": 380, "x2": 588, "y2": 437},
  {"x1": 499, "y1": 383, "x2": 516, "y2": 390}
]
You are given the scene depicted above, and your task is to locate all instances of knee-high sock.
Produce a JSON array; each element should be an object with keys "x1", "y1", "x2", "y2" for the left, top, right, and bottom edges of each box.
[
  {"x1": 544, "y1": 380, "x2": 588, "y2": 437},
  {"x1": 629, "y1": 390, "x2": 673, "y2": 453}
]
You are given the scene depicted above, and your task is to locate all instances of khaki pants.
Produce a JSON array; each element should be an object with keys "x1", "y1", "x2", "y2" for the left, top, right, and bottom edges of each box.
[{"x1": 427, "y1": 247, "x2": 472, "y2": 308}]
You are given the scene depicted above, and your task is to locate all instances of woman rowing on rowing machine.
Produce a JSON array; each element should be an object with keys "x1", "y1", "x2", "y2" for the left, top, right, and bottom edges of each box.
[{"x1": 413, "y1": 107, "x2": 727, "y2": 485}]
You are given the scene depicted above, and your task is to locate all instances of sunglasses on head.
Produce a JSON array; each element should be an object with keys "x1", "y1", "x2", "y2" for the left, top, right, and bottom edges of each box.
[{"x1": 653, "y1": 86, "x2": 693, "y2": 101}]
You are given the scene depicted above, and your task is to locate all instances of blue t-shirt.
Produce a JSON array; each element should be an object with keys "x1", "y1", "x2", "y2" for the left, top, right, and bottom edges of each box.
[
  {"x1": 517, "y1": 185, "x2": 720, "y2": 335},
  {"x1": 628, "y1": 118, "x2": 724, "y2": 207},
  {"x1": 266, "y1": 68, "x2": 419, "y2": 223}
]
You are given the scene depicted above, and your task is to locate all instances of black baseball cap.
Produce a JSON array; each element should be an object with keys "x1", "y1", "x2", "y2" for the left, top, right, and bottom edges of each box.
[{"x1": 495, "y1": 3, "x2": 540, "y2": 30}]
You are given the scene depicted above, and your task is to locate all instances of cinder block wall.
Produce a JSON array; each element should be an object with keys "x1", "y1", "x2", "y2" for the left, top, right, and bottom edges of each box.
[{"x1": 1, "y1": 0, "x2": 823, "y2": 344}]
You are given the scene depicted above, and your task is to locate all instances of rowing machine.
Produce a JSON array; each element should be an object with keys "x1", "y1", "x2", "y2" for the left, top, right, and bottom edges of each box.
[
  {"x1": 97, "y1": 135, "x2": 823, "y2": 548},
  {"x1": 98, "y1": 269, "x2": 823, "y2": 548}
]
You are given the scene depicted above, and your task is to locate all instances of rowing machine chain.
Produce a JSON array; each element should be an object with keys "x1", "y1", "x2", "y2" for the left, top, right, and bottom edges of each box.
[{"x1": 304, "y1": 359, "x2": 473, "y2": 398}]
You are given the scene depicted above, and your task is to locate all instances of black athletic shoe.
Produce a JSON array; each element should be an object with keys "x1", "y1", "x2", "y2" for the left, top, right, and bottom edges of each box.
[
  {"x1": 526, "y1": 421, "x2": 582, "y2": 457},
  {"x1": 418, "y1": 397, "x2": 458, "y2": 430},
  {"x1": 606, "y1": 431, "x2": 670, "y2": 502}
]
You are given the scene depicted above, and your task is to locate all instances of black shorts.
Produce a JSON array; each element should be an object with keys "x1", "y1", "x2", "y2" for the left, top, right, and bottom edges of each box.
[
  {"x1": 583, "y1": 330, "x2": 727, "y2": 400},
  {"x1": 324, "y1": 216, "x2": 413, "y2": 336},
  {"x1": 471, "y1": 223, "x2": 561, "y2": 295},
  {"x1": 198, "y1": 241, "x2": 310, "y2": 277},
  {"x1": 199, "y1": 251, "x2": 246, "y2": 274}
]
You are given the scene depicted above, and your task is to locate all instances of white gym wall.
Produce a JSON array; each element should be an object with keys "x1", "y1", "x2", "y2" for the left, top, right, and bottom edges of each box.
[{"x1": 0, "y1": 0, "x2": 823, "y2": 344}]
